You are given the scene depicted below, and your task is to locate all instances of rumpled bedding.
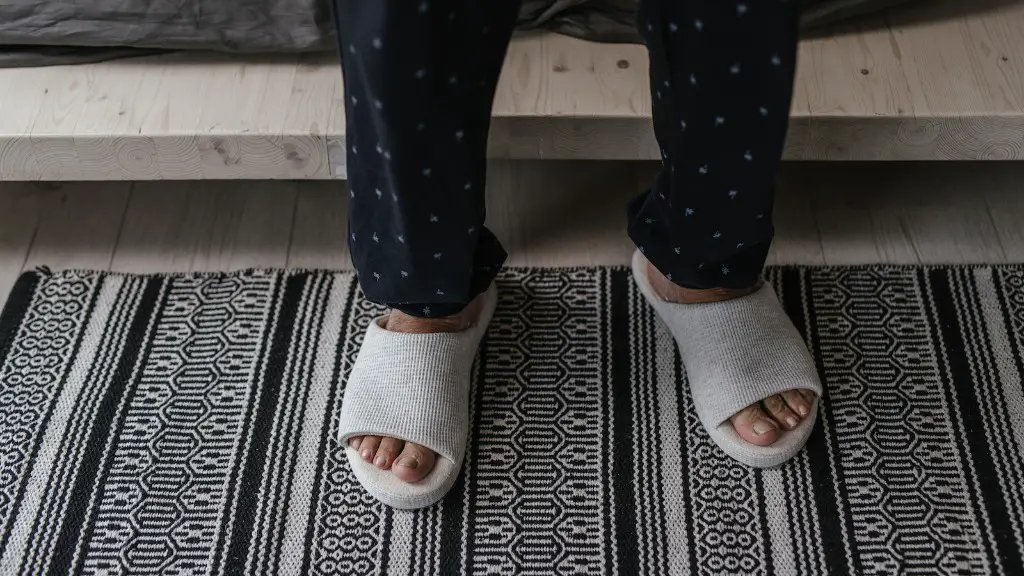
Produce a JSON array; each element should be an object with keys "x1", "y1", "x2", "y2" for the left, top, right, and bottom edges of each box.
[{"x1": 0, "y1": 0, "x2": 916, "y2": 67}]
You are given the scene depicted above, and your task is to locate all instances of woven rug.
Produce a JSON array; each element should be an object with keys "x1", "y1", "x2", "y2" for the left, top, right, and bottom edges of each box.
[{"x1": 1, "y1": 266, "x2": 1023, "y2": 576}]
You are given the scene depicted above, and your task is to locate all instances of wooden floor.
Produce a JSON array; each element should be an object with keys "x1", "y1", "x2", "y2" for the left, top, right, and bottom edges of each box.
[
  {"x1": 1, "y1": 0, "x2": 1022, "y2": 181},
  {"x1": 1, "y1": 161, "x2": 1021, "y2": 306}
]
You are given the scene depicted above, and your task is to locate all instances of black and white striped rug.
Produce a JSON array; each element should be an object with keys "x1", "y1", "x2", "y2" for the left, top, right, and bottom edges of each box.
[{"x1": 1, "y1": 266, "x2": 1023, "y2": 576}]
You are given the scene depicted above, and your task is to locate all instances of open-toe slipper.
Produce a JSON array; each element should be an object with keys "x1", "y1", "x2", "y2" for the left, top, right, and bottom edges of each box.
[
  {"x1": 631, "y1": 251, "x2": 822, "y2": 468},
  {"x1": 337, "y1": 284, "x2": 497, "y2": 509}
]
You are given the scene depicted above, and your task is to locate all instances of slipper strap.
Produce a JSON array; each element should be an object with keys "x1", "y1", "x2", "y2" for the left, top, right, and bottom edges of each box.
[
  {"x1": 673, "y1": 284, "x2": 822, "y2": 427},
  {"x1": 338, "y1": 314, "x2": 484, "y2": 464},
  {"x1": 631, "y1": 252, "x2": 822, "y2": 428}
]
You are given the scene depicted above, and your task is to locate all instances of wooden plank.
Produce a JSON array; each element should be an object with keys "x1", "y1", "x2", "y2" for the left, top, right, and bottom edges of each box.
[
  {"x1": 769, "y1": 164, "x2": 827, "y2": 266},
  {"x1": 797, "y1": 163, "x2": 919, "y2": 265},
  {"x1": 489, "y1": 159, "x2": 640, "y2": 268},
  {"x1": 191, "y1": 181, "x2": 297, "y2": 271},
  {"x1": 1, "y1": 0, "x2": 1021, "y2": 179},
  {"x1": 287, "y1": 181, "x2": 350, "y2": 270},
  {"x1": 868, "y1": 0, "x2": 1024, "y2": 160},
  {"x1": 495, "y1": 33, "x2": 649, "y2": 118},
  {"x1": 288, "y1": 161, "x2": 1024, "y2": 271},
  {"x1": 984, "y1": 163, "x2": 1024, "y2": 262},
  {"x1": 0, "y1": 68, "x2": 49, "y2": 180},
  {"x1": 797, "y1": 14, "x2": 916, "y2": 160},
  {"x1": 796, "y1": 1, "x2": 1024, "y2": 160},
  {"x1": 111, "y1": 181, "x2": 297, "y2": 273},
  {"x1": 22, "y1": 183, "x2": 131, "y2": 272},
  {"x1": 0, "y1": 184, "x2": 44, "y2": 304},
  {"x1": 893, "y1": 163, "x2": 1008, "y2": 264},
  {"x1": 810, "y1": 162, "x2": 1007, "y2": 264},
  {"x1": 5, "y1": 162, "x2": 1023, "y2": 303},
  {"x1": 901, "y1": 201, "x2": 1007, "y2": 264}
]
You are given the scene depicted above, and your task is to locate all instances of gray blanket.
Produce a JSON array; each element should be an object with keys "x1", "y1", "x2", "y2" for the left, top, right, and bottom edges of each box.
[{"x1": 0, "y1": 0, "x2": 914, "y2": 68}]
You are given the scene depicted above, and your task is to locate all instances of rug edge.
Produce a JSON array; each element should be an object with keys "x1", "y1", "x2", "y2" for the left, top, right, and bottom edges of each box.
[
  {"x1": 0, "y1": 271, "x2": 42, "y2": 364},
  {"x1": 12, "y1": 263, "x2": 1024, "y2": 282}
]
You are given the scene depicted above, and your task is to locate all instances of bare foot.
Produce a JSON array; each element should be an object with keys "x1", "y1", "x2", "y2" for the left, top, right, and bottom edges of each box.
[
  {"x1": 347, "y1": 294, "x2": 484, "y2": 483},
  {"x1": 646, "y1": 258, "x2": 818, "y2": 446}
]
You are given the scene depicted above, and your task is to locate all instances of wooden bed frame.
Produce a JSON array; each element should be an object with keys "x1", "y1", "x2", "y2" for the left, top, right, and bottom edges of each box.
[{"x1": 0, "y1": 0, "x2": 1021, "y2": 181}]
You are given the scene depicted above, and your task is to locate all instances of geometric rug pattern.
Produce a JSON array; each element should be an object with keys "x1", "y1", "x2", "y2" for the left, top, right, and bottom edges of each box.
[{"x1": 0, "y1": 265, "x2": 1022, "y2": 575}]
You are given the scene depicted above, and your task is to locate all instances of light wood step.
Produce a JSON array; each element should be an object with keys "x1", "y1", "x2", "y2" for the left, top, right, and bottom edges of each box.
[{"x1": 0, "y1": 0, "x2": 1021, "y2": 181}]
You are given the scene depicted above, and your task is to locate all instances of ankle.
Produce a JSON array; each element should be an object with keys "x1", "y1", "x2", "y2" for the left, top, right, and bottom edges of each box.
[
  {"x1": 385, "y1": 294, "x2": 483, "y2": 333},
  {"x1": 646, "y1": 260, "x2": 758, "y2": 305}
]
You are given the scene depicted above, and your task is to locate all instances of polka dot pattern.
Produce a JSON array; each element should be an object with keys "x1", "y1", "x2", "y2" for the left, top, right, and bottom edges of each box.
[{"x1": 335, "y1": 0, "x2": 800, "y2": 316}]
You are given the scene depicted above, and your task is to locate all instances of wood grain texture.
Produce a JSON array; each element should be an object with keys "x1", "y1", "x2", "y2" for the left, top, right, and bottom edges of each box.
[
  {"x1": 110, "y1": 181, "x2": 297, "y2": 272},
  {"x1": 984, "y1": 165, "x2": 1024, "y2": 262},
  {"x1": 491, "y1": 159, "x2": 641, "y2": 268},
  {"x1": 769, "y1": 165, "x2": 827, "y2": 266},
  {"x1": 0, "y1": 162, "x2": 1022, "y2": 293},
  {"x1": 287, "y1": 181, "x2": 350, "y2": 270},
  {"x1": 0, "y1": 0, "x2": 1021, "y2": 180},
  {"x1": 0, "y1": 185, "x2": 44, "y2": 303},
  {"x1": 805, "y1": 161, "x2": 1015, "y2": 265},
  {"x1": 22, "y1": 182, "x2": 131, "y2": 271}
]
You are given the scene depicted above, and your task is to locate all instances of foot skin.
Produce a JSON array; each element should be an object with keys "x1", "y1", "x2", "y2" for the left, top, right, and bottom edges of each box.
[
  {"x1": 347, "y1": 294, "x2": 485, "y2": 483},
  {"x1": 646, "y1": 258, "x2": 818, "y2": 446}
]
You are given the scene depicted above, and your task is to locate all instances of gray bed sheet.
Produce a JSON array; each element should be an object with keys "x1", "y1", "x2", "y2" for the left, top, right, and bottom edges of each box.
[{"x1": 0, "y1": 0, "x2": 915, "y2": 68}]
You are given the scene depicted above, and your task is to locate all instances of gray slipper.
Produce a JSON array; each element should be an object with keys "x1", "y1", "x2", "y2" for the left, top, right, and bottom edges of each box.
[
  {"x1": 631, "y1": 251, "x2": 822, "y2": 468},
  {"x1": 337, "y1": 284, "x2": 497, "y2": 509}
]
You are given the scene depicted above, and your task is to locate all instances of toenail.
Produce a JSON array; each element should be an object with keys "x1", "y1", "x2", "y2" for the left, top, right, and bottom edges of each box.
[
  {"x1": 786, "y1": 416, "x2": 798, "y2": 428},
  {"x1": 374, "y1": 455, "x2": 387, "y2": 467},
  {"x1": 361, "y1": 449, "x2": 373, "y2": 460},
  {"x1": 797, "y1": 404, "x2": 809, "y2": 416},
  {"x1": 753, "y1": 420, "x2": 776, "y2": 435},
  {"x1": 396, "y1": 456, "x2": 419, "y2": 469}
]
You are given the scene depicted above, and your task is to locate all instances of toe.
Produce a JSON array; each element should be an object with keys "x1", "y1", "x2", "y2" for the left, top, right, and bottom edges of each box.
[
  {"x1": 763, "y1": 394, "x2": 801, "y2": 431},
  {"x1": 391, "y1": 442, "x2": 437, "y2": 483},
  {"x1": 782, "y1": 389, "x2": 812, "y2": 419},
  {"x1": 374, "y1": 437, "x2": 405, "y2": 469},
  {"x1": 358, "y1": 436, "x2": 381, "y2": 463},
  {"x1": 799, "y1": 389, "x2": 818, "y2": 404},
  {"x1": 348, "y1": 436, "x2": 363, "y2": 450},
  {"x1": 730, "y1": 403, "x2": 781, "y2": 446}
]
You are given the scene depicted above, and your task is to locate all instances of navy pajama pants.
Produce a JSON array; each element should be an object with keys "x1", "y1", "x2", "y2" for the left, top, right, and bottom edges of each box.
[{"x1": 333, "y1": 0, "x2": 800, "y2": 318}]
